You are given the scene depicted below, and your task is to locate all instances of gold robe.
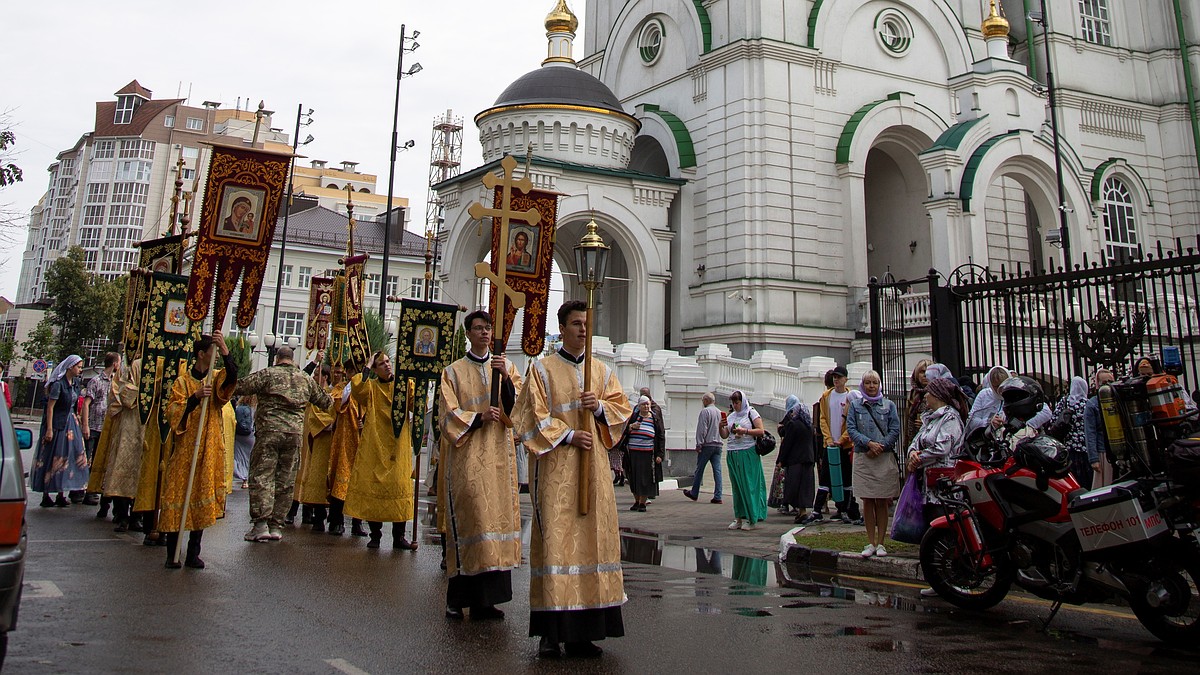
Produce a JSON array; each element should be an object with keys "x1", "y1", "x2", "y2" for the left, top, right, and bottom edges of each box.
[
  {"x1": 99, "y1": 365, "x2": 145, "y2": 498},
  {"x1": 329, "y1": 392, "x2": 361, "y2": 502},
  {"x1": 344, "y1": 375, "x2": 413, "y2": 522},
  {"x1": 297, "y1": 387, "x2": 338, "y2": 505},
  {"x1": 222, "y1": 401, "x2": 236, "y2": 495},
  {"x1": 438, "y1": 357, "x2": 523, "y2": 577},
  {"x1": 158, "y1": 366, "x2": 235, "y2": 532},
  {"x1": 513, "y1": 352, "x2": 631, "y2": 613}
]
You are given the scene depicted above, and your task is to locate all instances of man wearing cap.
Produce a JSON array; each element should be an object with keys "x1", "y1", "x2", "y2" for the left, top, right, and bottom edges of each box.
[
  {"x1": 818, "y1": 365, "x2": 861, "y2": 524},
  {"x1": 235, "y1": 347, "x2": 333, "y2": 543}
]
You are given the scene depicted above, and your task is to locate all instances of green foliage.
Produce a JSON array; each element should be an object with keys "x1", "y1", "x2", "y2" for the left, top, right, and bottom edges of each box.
[
  {"x1": 226, "y1": 333, "x2": 253, "y2": 378},
  {"x1": 0, "y1": 129, "x2": 22, "y2": 188},
  {"x1": 451, "y1": 325, "x2": 467, "y2": 361},
  {"x1": 363, "y1": 309, "x2": 393, "y2": 358},
  {"x1": 0, "y1": 337, "x2": 15, "y2": 374},
  {"x1": 21, "y1": 318, "x2": 57, "y2": 366},
  {"x1": 43, "y1": 247, "x2": 124, "y2": 359}
]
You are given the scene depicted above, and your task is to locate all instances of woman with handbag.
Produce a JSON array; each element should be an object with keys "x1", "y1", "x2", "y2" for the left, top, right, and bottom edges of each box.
[
  {"x1": 904, "y1": 377, "x2": 969, "y2": 593},
  {"x1": 846, "y1": 371, "x2": 901, "y2": 557},
  {"x1": 722, "y1": 390, "x2": 767, "y2": 530}
]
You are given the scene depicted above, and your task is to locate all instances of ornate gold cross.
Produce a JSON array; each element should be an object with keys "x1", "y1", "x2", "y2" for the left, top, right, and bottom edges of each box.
[{"x1": 469, "y1": 155, "x2": 541, "y2": 326}]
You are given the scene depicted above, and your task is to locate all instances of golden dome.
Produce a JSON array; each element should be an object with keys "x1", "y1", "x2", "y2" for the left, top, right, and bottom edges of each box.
[
  {"x1": 982, "y1": 0, "x2": 1010, "y2": 39},
  {"x1": 545, "y1": 0, "x2": 579, "y2": 34}
]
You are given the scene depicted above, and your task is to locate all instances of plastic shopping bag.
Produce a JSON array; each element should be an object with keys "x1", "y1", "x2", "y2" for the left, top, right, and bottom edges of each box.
[{"x1": 889, "y1": 473, "x2": 928, "y2": 544}]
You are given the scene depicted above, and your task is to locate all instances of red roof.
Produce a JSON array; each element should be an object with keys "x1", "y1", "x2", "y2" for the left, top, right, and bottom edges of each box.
[
  {"x1": 93, "y1": 98, "x2": 185, "y2": 138},
  {"x1": 114, "y1": 80, "x2": 152, "y2": 99}
]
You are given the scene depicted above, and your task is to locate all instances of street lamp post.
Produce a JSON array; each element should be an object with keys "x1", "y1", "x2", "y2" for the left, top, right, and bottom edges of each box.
[
  {"x1": 380, "y1": 24, "x2": 421, "y2": 317},
  {"x1": 269, "y1": 104, "x2": 314, "y2": 362},
  {"x1": 572, "y1": 218, "x2": 610, "y2": 516},
  {"x1": 1032, "y1": 1, "x2": 1073, "y2": 270}
]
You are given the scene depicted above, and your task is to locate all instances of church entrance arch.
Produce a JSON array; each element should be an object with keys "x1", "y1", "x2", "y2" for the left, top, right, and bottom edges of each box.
[{"x1": 864, "y1": 127, "x2": 936, "y2": 281}]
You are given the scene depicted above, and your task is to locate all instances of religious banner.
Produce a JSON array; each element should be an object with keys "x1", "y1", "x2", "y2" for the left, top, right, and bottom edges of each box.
[
  {"x1": 469, "y1": 156, "x2": 559, "y2": 357},
  {"x1": 487, "y1": 186, "x2": 558, "y2": 356},
  {"x1": 185, "y1": 143, "x2": 291, "y2": 328},
  {"x1": 138, "y1": 272, "x2": 203, "y2": 445},
  {"x1": 342, "y1": 253, "x2": 370, "y2": 366},
  {"x1": 305, "y1": 276, "x2": 335, "y2": 350},
  {"x1": 391, "y1": 299, "x2": 458, "y2": 441},
  {"x1": 123, "y1": 234, "x2": 185, "y2": 352}
]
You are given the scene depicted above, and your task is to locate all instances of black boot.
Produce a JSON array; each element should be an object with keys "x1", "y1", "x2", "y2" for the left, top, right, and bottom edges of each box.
[
  {"x1": 327, "y1": 498, "x2": 345, "y2": 535},
  {"x1": 185, "y1": 531, "x2": 205, "y2": 569},
  {"x1": 112, "y1": 498, "x2": 131, "y2": 532},
  {"x1": 392, "y1": 522, "x2": 416, "y2": 550},
  {"x1": 95, "y1": 496, "x2": 111, "y2": 519},
  {"x1": 440, "y1": 533, "x2": 447, "y2": 570},
  {"x1": 39, "y1": 493, "x2": 54, "y2": 508},
  {"x1": 301, "y1": 504, "x2": 314, "y2": 526},
  {"x1": 367, "y1": 521, "x2": 382, "y2": 549},
  {"x1": 285, "y1": 500, "x2": 299, "y2": 525},
  {"x1": 351, "y1": 518, "x2": 367, "y2": 537},
  {"x1": 164, "y1": 532, "x2": 182, "y2": 568},
  {"x1": 312, "y1": 505, "x2": 327, "y2": 533},
  {"x1": 55, "y1": 493, "x2": 70, "y2": 507}
]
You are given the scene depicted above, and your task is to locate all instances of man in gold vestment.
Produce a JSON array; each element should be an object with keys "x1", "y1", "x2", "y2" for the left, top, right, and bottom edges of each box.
[
  {"x1": 296, "y1": 364, "x2": 341, "y2": 532},
  {"x1": 438, "y1": 310, "x2": 523, "y2": 621},
  {"x1": 327, "y1": 360, "x2": 364, "y2": 536},
  {"x1": 160, "y1": 333, "x2": 236, "y2": 569},
  {"x1": 345, "y1": 351, "x2": 418, "y2": 551},
  {"x1": 513, "y1": 300, "x2": 632, "y2": 659}
]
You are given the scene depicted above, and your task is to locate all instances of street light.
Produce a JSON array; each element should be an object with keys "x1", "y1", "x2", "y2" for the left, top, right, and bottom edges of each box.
[
  {"x1": 381, "y1": 24, "x2": 421, "y2": 318},
  {"x1": 572, "y1": 217, "x2": 610, "y2": 516},
  {"x1": 269, "y1": 104, "x2": 316, "y2": 362},
  {"x1": 1029, "y1": 2, "x2": 1073, "y2": 269}
]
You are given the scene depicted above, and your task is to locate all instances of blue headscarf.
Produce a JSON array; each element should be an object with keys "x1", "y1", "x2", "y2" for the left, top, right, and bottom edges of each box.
[
  {"x1": 785, "y1": 395, "x2": 800, "y2": 413},
  {"x1": 784, "y1": 393, "x2": 812, "y2": 427}
]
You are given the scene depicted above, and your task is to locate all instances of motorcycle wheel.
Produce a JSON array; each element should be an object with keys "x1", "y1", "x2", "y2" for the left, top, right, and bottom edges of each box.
[
  {"x1": 1128, "y1": 541, "x2": 1200, "y2": 645},
  {"x1": 920, "y1": 527, "x2": 1013, "y2": 610}
]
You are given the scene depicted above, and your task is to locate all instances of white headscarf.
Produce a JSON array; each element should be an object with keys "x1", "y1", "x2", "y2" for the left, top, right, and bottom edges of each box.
[
  {"x1": 637, "y1": 395, "x2": 651, "y2": 405},
  {"x1": 48, "y1": 355, "x2": 83, "y2": 385},
  {"x1": 1067, "y1": 376, "x2": 1089, "y2": 404}
]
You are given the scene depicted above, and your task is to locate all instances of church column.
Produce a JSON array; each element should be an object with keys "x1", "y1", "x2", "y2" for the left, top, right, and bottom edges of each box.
[
  {"x1": 645, "y1": 273, "x2": 670, "y2": 351},
  {"x1": 925, "y1": 197, "x2": 964, "y2": 273},
  {"x1": 838, "y1": 167, "x2": 869, "y2": 285}
]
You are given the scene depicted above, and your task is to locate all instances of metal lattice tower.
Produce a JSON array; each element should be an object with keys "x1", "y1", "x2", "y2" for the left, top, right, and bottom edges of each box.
[{"x1": 426, "y1": 109, "x2": 464, "y2": 234}]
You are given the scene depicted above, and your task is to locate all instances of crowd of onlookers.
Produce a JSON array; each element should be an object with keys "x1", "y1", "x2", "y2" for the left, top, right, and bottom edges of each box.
[{"x1": 607, "y1": 358, "x2": 1157, "y2": 560}]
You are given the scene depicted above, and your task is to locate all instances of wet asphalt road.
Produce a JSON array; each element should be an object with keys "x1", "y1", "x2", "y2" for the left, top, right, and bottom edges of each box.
[{"x1": 5, "y1": 489, "x2": 1197, "y2": 674}]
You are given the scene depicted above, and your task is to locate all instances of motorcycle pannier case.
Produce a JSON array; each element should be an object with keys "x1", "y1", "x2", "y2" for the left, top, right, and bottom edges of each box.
[
  {"x1": 1068, "y1": 480, "x2": 1167, "y2": 552},
  {"x1": 1166, "y1": 436, "x2": 1200, "y2": 485}
]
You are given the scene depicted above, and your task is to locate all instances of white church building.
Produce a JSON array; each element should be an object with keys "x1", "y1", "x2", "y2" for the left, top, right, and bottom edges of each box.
[{"x1": 436, "y1": 0, "x2": 1200, "y2": 364}]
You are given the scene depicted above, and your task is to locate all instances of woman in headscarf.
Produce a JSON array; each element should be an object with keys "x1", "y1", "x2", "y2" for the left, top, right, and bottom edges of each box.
[
  {"x1": 721, "y1": 390, "x2": 767, "y2": 530},
  {"x1": 1051, "y1": 376, "x2": 1091, "y2": 488},
  {"x1": 847, "y1": 370, "x2": 902, "y2": 557},
  {"x1": 29, "y1": 355, "x2": 90, "y2": 507},
  {"x1": 904, "y1": 359, "x2": 931, "y2": 449},
  {"x1": 964, "y1": 366, "x2": 1012, "y2": 436},
  {"x1": 622, "y1": 395, "x2": 664, "y2": 511},
  {"x1": 778, "y1": 394, "x2": 817, "y2": 524}
]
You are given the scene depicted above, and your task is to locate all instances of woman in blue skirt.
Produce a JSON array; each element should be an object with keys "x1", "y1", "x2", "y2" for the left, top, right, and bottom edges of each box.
[{"x1": 30, "y1": 355, "x2": 90, "y2": 507}]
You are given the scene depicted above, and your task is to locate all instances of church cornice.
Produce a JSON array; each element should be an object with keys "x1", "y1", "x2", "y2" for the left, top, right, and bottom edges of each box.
[{"x1": 698, "y1": 38, "x2": 818, "y2": 71}]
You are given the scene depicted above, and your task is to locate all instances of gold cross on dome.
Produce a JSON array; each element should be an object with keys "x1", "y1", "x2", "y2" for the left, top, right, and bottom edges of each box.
[{"x1": 469, "y1": 155, "x2": 540, "y2": 318}]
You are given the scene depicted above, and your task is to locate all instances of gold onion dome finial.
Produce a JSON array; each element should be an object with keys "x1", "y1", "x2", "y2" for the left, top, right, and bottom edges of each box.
[
  {"x1": 982, "y1": 0, "x2": 1010, "y2": 39},
  {"x1": 546, "y1": 0, "x2": 579, "y2": 34}
]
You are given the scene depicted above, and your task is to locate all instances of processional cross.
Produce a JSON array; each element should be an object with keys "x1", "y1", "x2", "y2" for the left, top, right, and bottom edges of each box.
[{"x1": 468, "y1": 155, "x2": 541, "y2": 410}]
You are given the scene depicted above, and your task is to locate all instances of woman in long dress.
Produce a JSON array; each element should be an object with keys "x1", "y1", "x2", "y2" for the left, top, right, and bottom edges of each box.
[
  {"x1": 623, "y1": 396, "x2": 664, "y2": 511},
  {"x1": 722, "y1": 390, "x2": 767, "y2": 530},
  {"x1": 30, "y1": 355, "x2": 90, "y2": 507},
  {"x1": 846, "y1": 371, "x2": 902, "y2": 557},
  {"x1": 233, "y1": 395, "x2": 256, "y2": 487},
  {"x1": 778, "y1": 395, "x2": 817, "y2": 524}
]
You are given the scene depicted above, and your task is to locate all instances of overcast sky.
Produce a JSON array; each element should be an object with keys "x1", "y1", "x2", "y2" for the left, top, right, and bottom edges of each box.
[{"x1": 0, "y1": 0, "x2": 582, "y2": 300}]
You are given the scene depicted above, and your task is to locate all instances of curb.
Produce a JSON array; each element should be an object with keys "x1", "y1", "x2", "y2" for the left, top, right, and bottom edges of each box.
[{"x1": 781, "y1": 536, "x2": 924, "y2": 582}]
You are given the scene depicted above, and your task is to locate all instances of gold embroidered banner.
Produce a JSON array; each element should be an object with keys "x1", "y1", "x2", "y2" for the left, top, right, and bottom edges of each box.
[
  {"x1": 305, "y1": 276, "x2": 335, "y2": 350},
  {"x1": 328, "y1": 256, "x2": 370, "y2": 370},
  {"x1": 185, "y1": 144, "x2": 291, "y2": 328},
  {"x1": 392, "y1": 299, "x2": 458, "y2": 440},
  {"x1": 488, "y1": 188, "x2": 558, "y2": 356},
  {"x1": 138, "y1": 272, "x2": 203, "y2": 446},
  {"x1": 123, "y1": 234, "x2": 185, "y2": 352}
]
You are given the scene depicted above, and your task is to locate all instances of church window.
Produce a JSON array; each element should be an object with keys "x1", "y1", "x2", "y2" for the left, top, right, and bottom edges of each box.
[
  {"x1": 874, "y1": 9, "x2": 913, "y2": 56},
  {"x1": 1101, "y1": 177, "x2": 1138, "y2": 264},
  {"x1": 638, "y1": 18, "x2": 664, "y2": 65},
  {"x1": 1079, "y1": 0, "x2": 1112, "y2": 47}
]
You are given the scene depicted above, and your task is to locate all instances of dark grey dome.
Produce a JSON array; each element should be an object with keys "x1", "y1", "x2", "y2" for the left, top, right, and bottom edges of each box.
[{"x1": 490, "y1": 67, "x2": 626, "y2": 115}]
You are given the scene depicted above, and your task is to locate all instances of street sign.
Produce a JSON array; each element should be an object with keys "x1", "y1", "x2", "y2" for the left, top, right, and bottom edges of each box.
[{"x1": 31, "y1": 359, "x2": 48, "y2": 374}]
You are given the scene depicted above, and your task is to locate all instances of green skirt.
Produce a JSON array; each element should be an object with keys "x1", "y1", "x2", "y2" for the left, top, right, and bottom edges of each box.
[{"x1": 727, "y1": 449, "x2": 767, "y2": 524}]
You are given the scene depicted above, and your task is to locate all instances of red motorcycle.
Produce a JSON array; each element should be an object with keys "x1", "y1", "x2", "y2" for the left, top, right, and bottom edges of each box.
[{"x1": 919, "y1": 376, "x2": 1200, "y2": 644}]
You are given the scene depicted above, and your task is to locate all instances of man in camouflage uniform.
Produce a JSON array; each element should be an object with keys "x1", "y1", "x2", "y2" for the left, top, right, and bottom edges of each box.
[{"x1": 236, "y1": 347, "x2": 333, "y2": 542}]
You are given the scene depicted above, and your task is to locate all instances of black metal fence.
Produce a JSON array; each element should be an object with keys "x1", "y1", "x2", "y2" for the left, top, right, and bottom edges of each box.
[{"x1": 870, "y1": 236, "x2": 1200, "y2": 403}]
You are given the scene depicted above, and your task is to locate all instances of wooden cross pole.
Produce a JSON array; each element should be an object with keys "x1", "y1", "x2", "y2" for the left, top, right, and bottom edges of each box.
[{"x1": 468, "y1": 155, "x2": 540, "y2": 409}]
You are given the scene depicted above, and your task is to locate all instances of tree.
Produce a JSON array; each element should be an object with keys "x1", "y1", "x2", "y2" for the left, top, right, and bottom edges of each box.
[
  {"x1": 43, "y1": 247, "x2": 124, "y2": 360},
  {"x1": 0, "y1": 117, "x2": 25, "y2": 241},
  {"x1": 0, "y1": 129, "x2": 21, "y2": 188},
  {"x1": 363, "y1": 309, "x2": 393, "y2": 358},
  {"x1": 226, "y1": 333, "x2": 253, "y2": 378},
  {"x1": 0, "y1": 337, "x2": 15, "y2": 375},
  {"x1": 21, "y1": 318, "x2": 57, "y2": 366}
]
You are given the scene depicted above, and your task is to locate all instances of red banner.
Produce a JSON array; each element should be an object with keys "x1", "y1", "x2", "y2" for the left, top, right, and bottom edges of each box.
[
  {"x1": 185, "y1": 143, "x2": 291, "y2": 328},
  {"x1": 488, "y1": 188, "x2": 559, "y2": 356}
]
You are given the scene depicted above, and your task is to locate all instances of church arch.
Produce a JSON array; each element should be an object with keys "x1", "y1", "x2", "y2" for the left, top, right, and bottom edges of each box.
[{"x1": 809, "y1": 0, "x2": 973, "y2": 77}]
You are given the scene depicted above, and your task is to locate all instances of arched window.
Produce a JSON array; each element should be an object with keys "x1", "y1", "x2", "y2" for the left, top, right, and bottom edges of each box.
[{"x1": 1101, "y1": 176, "x2": 1138, "y2": 263}]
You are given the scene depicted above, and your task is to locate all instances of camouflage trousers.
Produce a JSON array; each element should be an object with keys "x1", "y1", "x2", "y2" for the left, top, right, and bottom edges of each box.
[{"x1": 248, "y1": 430, "x2": 303, "y2": 527}]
